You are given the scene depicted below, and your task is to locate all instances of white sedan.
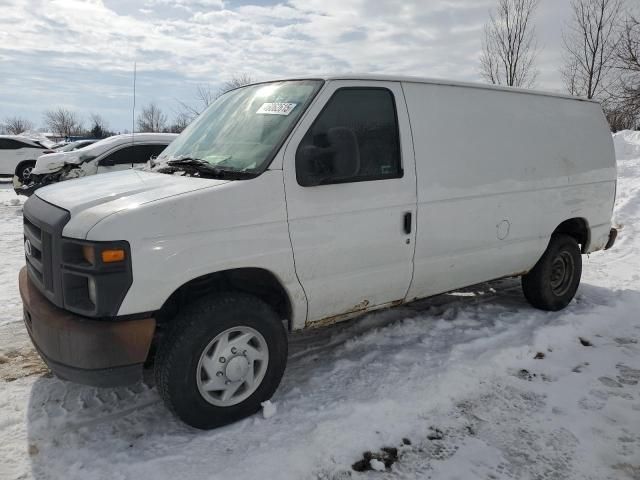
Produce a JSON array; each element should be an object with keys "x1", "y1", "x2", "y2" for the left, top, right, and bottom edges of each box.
[
  {"x1": 15, "y1": 132, "x2": 178, "y2": 196},
  {"x1": 0, "y1": 135, "x2": 54, "y2": 183}
]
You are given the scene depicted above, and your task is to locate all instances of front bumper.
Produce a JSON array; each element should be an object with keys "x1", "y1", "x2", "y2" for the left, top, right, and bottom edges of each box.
[
  {"x1": 12, "y1": 175, "x2": 37, "y2": 197},
  {"x1": 19, "y1": 267, "x2": 155, "y2": 387}
]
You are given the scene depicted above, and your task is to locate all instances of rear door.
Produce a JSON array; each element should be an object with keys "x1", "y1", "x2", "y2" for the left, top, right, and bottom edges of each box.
[
  {"x1": 283, "y1": 80, "x2": 417, "y2": 325},
  {"x1": 0, "y1": 139, "x2": 29, "y2": 175},
  {"x1": 0, "y1": 139, "x2": 16, "y2": 174}
]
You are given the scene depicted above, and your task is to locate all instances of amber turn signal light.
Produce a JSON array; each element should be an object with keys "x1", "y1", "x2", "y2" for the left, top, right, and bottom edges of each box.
[{"x1": 101, "y1": 249, "x2": 126, "y2": 263}]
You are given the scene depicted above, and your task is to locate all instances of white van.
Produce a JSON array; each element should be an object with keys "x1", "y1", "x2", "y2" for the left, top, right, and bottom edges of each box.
[{"x1": 18, "y1": 75, "x2": 617, "y2": 429}]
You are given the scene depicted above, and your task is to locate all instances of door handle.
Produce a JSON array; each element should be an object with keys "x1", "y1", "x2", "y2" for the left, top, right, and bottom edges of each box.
[{"x1": 403, "y1": 212, "x2": 412, "y2": 235}]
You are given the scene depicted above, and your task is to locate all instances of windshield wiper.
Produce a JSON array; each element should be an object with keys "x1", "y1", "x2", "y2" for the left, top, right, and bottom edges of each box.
[
  {"x1": 160, "y1": 157, "x2": 255, "y2": 180},
  {"x1": 166, "y1": 157, "x2": 215, "y2": 170}
]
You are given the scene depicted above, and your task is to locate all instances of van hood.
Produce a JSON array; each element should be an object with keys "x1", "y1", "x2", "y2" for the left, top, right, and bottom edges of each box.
[{"x1": 35, "y1": 169, "x2": 228, "y2": 218}]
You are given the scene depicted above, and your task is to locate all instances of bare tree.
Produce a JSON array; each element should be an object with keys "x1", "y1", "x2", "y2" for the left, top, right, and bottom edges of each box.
[
  {"x1": 167, "y1": 112, "x2": 191, "y2": 133},
  {"x1": 136, "y1": 102, "x2": 167, "y2": 132},
  {"x1": 43, "y1": 108, "x2": 83, "y2": 138},
  {"x1": 480, "y1": 0, "x2": 540, "y2": 87},
  {"x1": 177, "y1": 74, "x2": 255, "y2": 122},
  {"x1": 615, "y1": 14, "x2": 640, "y2": 124},
  {"x1": 563, "y1": 57, "x2": 584, "y2": 95},
  {"x1": 88, "y1": 113, "x2": 110, "y2": 138},
  {"x1": 176, "y1": 84, "x2": 216, "y2": 120},
  {"x1": 561, "y1": 0, "x2": 623, "y2": 99},
  {"x1": 604, "y1": 100, "x2": 637, "y2": 130},
  {"x1": 197, "y1": 84, "x2": 216, "y2": 107},
  {"x1": 2, "y1": 116, "x2": 34, "y2": 135},
  {"x1": 218, "y1": 73, "x2": 255, "y2": 96}
]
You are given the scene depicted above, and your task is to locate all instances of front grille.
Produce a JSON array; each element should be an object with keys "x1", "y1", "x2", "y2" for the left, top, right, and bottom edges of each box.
[
  {"x1": 24, "y1": 216, "x2": 48, "y2": 289},
  {"x1": 22, "y1": 195, "x2": 70, "y2": 308}
]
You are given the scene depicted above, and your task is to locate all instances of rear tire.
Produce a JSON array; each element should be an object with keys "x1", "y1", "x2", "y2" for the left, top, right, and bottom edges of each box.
[
  {"x1": 154, "y1": 292, "x2": 288, "y2": 429},
  {"x1": 15, "y1": 161, "x2": 36, "y2": 183},
  {"x1": 522, "y1": 233, "x2": 582, "y2": 311}
]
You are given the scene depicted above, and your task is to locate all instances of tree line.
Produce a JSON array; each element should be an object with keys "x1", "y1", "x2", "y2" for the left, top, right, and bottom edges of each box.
[
  {"x1": 480, "y1": 0, "x2": 639, "y2": 130},
  {"x1": 135, "y1": 75, "x2": 254, "y2": 133},
  {"x1": 0, "y1": 75, "x2": 254, "y2": 138},
  {"x1": 0, "y1": 110, "x2": 115, "y2": 138}
]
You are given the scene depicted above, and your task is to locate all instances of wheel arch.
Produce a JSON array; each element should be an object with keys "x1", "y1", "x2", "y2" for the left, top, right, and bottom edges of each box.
[
  {"x1": 155, "y1": 267, "x2": 294, "y2": 331},
  {"x1": 14, "y1": 159, "x2": 37, "y2": 176},
  {"x1": 552, "y1": 217, "x2": 590, "y2": 254}
]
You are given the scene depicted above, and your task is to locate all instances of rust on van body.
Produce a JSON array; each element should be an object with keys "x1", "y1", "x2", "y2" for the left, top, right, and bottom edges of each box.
[{"x1": 304, "y1": 298, "x2": 404, "y2": 329}]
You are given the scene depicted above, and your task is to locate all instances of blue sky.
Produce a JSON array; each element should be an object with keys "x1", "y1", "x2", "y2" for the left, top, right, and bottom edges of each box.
[{"x1": 0, "y1": 0, "x2": 588, "y2": 132}]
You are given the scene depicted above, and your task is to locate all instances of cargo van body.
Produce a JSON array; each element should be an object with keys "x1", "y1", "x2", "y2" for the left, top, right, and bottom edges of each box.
[
  {"x1": 401, "y1": 81, "x2": 615, "y2": 302},
  {"x1": 18, "y1": 75, "x2": 617, "y2": 428}
]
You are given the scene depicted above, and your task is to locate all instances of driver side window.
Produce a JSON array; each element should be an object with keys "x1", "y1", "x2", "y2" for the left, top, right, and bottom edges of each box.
[{"x1": 296, "y1": 87, "x2": 402, "y2": 186}]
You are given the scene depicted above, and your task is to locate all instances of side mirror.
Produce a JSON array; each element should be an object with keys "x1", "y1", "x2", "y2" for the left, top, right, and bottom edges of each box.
[
  {"x1": 295, "y1": 127, "x2": 360, "y2": 186},
  {"x1": 295, "y1": 145, "x2": 323, "y2": 186}
]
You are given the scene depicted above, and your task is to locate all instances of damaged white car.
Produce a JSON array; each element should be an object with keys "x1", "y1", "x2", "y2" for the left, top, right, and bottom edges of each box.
[{"x1": 14, "y1": 133, "x2": 177, "y2": 196}]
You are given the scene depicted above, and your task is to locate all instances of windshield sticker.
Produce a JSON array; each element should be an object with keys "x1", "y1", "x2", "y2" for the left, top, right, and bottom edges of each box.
[{"x1": 256, "y1": 102, "x2": 297, "y2": 116}]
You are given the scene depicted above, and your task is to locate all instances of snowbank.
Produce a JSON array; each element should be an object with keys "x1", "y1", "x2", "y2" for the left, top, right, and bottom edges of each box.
[
  {"x1": 613, "y1": 129, "x2": 640, "y2": 160},
  {"x1": 0, "y1": 132, "x2": 639, "y2": 479}
]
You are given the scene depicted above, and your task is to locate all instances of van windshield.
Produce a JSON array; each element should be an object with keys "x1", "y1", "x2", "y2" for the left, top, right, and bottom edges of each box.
[{"x1": 153, "y1": 80, "x2": 323, "y2": 177}]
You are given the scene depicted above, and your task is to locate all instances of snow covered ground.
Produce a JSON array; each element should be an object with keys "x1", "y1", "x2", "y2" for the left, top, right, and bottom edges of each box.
[{"x1": 1, "y1": 133, "x2": 639, "y2": 480}]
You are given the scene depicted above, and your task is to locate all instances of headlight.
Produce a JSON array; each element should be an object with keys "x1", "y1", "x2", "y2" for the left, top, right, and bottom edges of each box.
[
  {"x1": 82, "y1": 245, "x2": 95, "y2": 265},
  {"x1": 61, "y1": 239, "x2": 133, "y2": 318}
]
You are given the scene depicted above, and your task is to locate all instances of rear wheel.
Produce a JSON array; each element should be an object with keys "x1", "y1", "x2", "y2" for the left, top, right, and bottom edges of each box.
[
  {"x1": 522, "y1": 233, "x2": 582, "y2": 311},
  {"x1": 154, "y1": 292, "x2": 288, "y2": 429},
  {"x1": 15, "y1": 161, "x2": 36, "y2": 183}
]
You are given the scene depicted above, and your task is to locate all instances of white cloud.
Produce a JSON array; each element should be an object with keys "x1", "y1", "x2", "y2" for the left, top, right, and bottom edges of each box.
[
  {"x1": 0, "y1": 0, "x2": 602, "y2": 129},
  {"x1": 145, "y1": 0, "x2": 225, "y2": 10}
]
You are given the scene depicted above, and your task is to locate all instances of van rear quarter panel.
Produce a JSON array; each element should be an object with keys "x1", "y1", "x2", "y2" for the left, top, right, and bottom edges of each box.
[{"x1": 402, "y1": 81, "x2": 616, "y2": 300}]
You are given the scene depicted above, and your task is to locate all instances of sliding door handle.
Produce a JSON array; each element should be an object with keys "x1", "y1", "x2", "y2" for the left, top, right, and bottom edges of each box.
[{"x1": 403, "y1": 212, "x2": 412, "y2": 234}]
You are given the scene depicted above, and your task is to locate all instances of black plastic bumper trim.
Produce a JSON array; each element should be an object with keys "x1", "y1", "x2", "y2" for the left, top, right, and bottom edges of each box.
[{"x1": 605, "y1": 228, "x2": 617, "y2": 250}]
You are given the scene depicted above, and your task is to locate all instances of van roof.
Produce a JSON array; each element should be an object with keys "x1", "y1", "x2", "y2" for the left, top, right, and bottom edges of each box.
[{"x1": 262, "y1": 74, "x2": 599, "y2": 104}]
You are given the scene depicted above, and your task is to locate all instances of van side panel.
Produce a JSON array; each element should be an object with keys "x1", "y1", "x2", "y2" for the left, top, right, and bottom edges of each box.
[
  {"x1": 85, "y1": 170, "x2": 308, "y2": 326},
  {"x1": 402, "y1": 82, "x2": 616, "y2": 300}
]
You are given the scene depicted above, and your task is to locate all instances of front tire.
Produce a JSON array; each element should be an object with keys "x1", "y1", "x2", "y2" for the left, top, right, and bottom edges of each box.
[
  {"x1": 15, "y1": 161, "x2": 36, "y2": 183},
  {"x1": 154, "y1": 293, "x2": 288, "y2": 429},
  {"x1": 522, "y1": 233, "x2": 582, "y2": 311}
]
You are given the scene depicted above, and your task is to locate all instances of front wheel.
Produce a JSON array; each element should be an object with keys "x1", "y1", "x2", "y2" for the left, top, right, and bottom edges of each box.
[
  {"x1": 15, "y1": 161, "x2": 36, "y2": 183},
  {"x1": 522, "y1": 233, "x2": 582, "y2": 311},
  {"x1": 154, "y1": 293, "x2": 288, "y2": 429}
]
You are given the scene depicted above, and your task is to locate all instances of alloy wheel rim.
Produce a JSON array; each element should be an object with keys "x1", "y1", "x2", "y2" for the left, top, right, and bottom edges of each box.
[{"x1": 196, "y1": 326, "x2": 269, "y2": 407}]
